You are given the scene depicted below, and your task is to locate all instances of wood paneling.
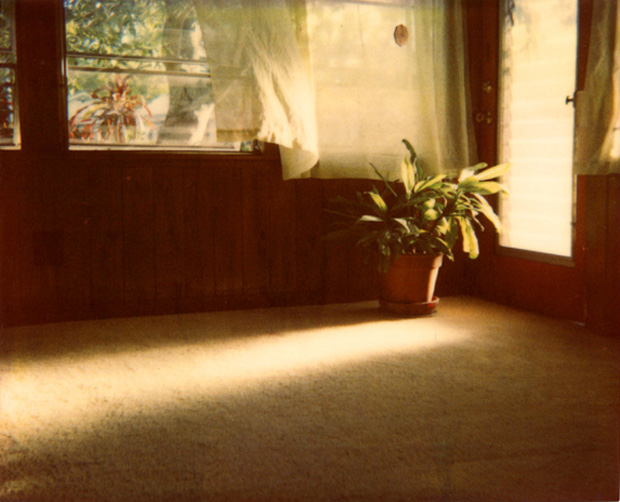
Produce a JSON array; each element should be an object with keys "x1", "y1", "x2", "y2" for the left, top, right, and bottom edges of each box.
[
  {"x1": 0, "y1": 147, "x2": 468, "y2": 326},
  {"x1": 122, "y1": 163, "x2": 156, "y2": 310},
  {"x1": 295, "y1": 178, "x2": 325, "y2": 302},
  {"x1": 87, "y1": 156, "x2": 125, "y2": 314},
  {"x1": 212, "y1": 163, "x2": 244, "y2": 297},
  {"x1": 267, "y1": 166, "x2": 298, "y2": 295},
  {"x1": 584, "y1": 174, "x2": 620, "y2": 336},
  {"x1": 153, "y1": 163, "x2": 186, "y2": 305},
  {"x1": 182, "y1": 161, "x2": 216, "y2": 303},
  {"x1": 241, "y1": 162, "x2": 271, "y2": 296}
]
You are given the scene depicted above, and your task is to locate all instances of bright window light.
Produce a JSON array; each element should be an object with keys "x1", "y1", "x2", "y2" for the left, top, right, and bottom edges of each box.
[{"x1": 498, "y1": 0, "x2": 578, "y2": 257}]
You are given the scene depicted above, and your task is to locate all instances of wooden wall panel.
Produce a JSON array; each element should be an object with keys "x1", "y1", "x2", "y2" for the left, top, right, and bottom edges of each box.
[
  {"x1": 605, "y1": 175, "x2": 620, "y2": 334},
  {"x1": 241, "y1": 163, "x2": 270, "y2": 296},
  {"x1": 19, "y1": 156, "x2": 61, "y2": 319},
  {"x1": 321, "y1": 179, "x2": 357, "y2": 304},
  {"x1": 267, "y1": 167, "x2": 298, "y2": 295},
  {"x1": 0, "y1": 150, "x2": 466, "y2": 326},
  {"x1": 0, "y1": 159, "x2": 24, "y2": 323},
  {"x1": 52, "y1": 161, "x2": 91, "y2": 316},
  {"x1": 121, "y1": 163, "x2": 155, "y2": 311},
  {"x1": 344, "y1": 179, "x2": 379, "y2": 301},
  {"x1": 153, "y1": 164, "x2": 186, "y2": 309},
  {"x1": 295, "y1": 178, "x2": 324, "y2": 301},
  {"x1": 212, "y1": 164, "x2": 244, "y2": 296},
  {"x1": 182, "y1": 161, "x2": 215, "y2": 302},
  {"x1": 87, "y1": 158, "x2": 125, "y2": 313},
  {"x1": 584, "y1": 174, "x2": 620, "y2": 336}
]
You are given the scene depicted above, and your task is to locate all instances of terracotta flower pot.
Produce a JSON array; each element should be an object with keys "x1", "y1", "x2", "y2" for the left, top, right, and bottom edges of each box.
[{"x1": 379, "y1": 253, "x2": 443, "y2": 316}]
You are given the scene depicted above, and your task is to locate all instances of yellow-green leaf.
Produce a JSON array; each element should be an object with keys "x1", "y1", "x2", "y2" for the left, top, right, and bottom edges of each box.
[
  {"x1": 367, "y1": 191, "x2": 388, "y2": 214},
  {"x1": 400, "y1": 156, "x2": 416, "y2": 196},
  {"x1": 472, "y1": 193, "x2": 502, "y2": 231},
  {"x1": 473, "y1": 162, "x2": 511, "y2": 181},
  {"x1": 458, "y1": 217, "x2": 479, "y2": 259},
  {"x1": 414, "y1": 174, "x2": 445, "y2": 193}
]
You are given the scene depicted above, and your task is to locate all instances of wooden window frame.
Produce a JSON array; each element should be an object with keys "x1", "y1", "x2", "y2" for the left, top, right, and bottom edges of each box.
[{"x1": 10, "y1": 0, "x2": 267, "y2": 158}]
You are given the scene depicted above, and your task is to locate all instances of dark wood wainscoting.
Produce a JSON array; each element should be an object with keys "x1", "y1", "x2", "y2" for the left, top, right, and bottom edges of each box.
[
  {"x1": 583, "y1": 174, "x2": 620, "y2": 336},
  {"x1": 0, "y1": 149, "x2": 465, "y2": 326}
]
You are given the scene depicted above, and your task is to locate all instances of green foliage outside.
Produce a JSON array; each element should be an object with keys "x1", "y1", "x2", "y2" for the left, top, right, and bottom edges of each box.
[
  {"x1": 65, "y1": 0, "x2": 226, "y2": 147},
  {"x1": 64, "y1": 0, "x2": 181, "y2": 105},
  {"x1": 0, "y1": 0, "x2": 13, "y2": 50}
]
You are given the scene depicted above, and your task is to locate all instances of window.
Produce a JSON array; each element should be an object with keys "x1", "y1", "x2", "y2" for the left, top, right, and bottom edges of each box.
[
  {"x1": 64, "y1": 0, "x2": 252, "y2": 151},
  {"x1": 497, "y1": 0, "x2": 578, "y2": 258},
  {"x1": 0, "y1": 0, "x2": 18, "y2": 147}
]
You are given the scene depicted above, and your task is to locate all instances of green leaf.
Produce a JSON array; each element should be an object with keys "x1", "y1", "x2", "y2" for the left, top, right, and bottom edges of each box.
[
  {"x1": 367, "y1": 191, "x2": 388, "y2": 214},
  {"x1": 458, "y1": 168, "x2": 476, "y2": 182},
  {"x1": 445, "y1": 219, "x2": 458, "y2": 249},
  {"x1": 472, "y1": 181, "x2": 508, "y2": 195},
  {"x1": 471, "y1": 193, "x2": 502, "y2": 232},
  {"x1": 469, "y1": 162, "x2": 489, "y2": 172},
  {"x1": 414, "y1": 174, "x2": 446, "y2": 193},
  {"x1": 370, "y1": 163, "x2": 398, "y2": 199},
  {"x1": 458, "y1": 178, "x2": 508, "y2": 195},
  {"x1": 357, "y1": 214, "x2": 383, "y2": 223},
  {"x1": 392, "y1": 217, "x2": 411, "y2": 232},
  {"x1": 473, "y1": 162, "x2": 511, "y2": 181},
  {"x1": 423, "y1": 208, "x2": 440, "y2": 221},
  {"x1": 458, "y1": 217, "x2": 479, "y2": 259},
  {"x1": 402, "y1": 138, "x2": 417, "y2": 161},
  {"x1": 400, "y1": 156, "x2": 416, "y2": 198}
]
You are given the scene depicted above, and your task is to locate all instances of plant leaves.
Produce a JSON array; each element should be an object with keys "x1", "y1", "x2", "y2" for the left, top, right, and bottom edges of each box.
[
  {"x1": 471, "y1": 193, "x2": 502, "y2": 232},
  {"x1": 458, "y1": 216, "x2": 479, "y2": 258},
  {"x1": 357, "y1": 214, "x2": 383, "y2": 223},
  {"x1": 367, "y1": 191, "x2": 388, "y2": 215},
  {"x1": 414, "y1": 174, "x2": 446, "y2": 193},
  {"x1": 473, "y1": 162, "x2": 511, "y2": 181},
  {"x1": 400, "y1": 156, "x2": 416, "y2": 198}
]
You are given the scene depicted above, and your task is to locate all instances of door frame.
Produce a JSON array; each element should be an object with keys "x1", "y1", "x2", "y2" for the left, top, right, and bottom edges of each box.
[{"x1": 463, "y1": 0, "x2": 591, "y2": 322}]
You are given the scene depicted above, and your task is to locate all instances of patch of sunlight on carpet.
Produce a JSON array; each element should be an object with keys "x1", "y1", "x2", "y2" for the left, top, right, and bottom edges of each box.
[{"x1": 2, "y1": 315, "x2": 467, "y2": 442}]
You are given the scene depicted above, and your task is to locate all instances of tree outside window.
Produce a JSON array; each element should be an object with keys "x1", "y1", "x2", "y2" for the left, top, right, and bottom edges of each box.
[{"x1": 64, "y1": 0, "x2": 252, "y2": 151}]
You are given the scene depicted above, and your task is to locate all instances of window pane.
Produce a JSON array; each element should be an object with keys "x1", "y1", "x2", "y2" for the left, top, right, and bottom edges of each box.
[
  {"x1": 64, "y1": 0, "x2": 251, "y2": 151},
  {"x1": 0, "y1": 0, "x2": 18, "y2": 147},
  {"x1": 498, "y1": 0, "x2": 577, "y2": 257}
]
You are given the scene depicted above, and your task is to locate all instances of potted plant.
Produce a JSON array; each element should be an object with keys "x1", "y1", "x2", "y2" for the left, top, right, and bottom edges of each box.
[{"x1": 325, "y1": 139, "x2": 511, "y2": 316}]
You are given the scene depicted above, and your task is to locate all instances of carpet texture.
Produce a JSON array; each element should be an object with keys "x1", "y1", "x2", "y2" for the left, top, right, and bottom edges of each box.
[{"x1": 1, "y1": 296, "x2": 618, "y2": 502}]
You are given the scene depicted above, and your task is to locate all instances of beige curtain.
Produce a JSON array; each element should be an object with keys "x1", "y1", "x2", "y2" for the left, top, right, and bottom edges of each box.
[
  {"x1": 196, "y1": 0, "x2": 474, "y2": 180},
  {"x1": 194, "y1": 0, "x2": 319, "y2": 178},
  {"x1": 575, "y1": 0, "x2": 620, "y2": 175},
  {"x1": 307, "y1": 0, "x2": 474, "y2": 179}
]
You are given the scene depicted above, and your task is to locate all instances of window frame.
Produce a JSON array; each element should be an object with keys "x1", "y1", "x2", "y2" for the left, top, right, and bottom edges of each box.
[
  {"x1": 494, "y1": 0, "x2": 580, "y2": 267},
  {"x1": 0, "y1": 0, "x2": 20, "y2": 148},
  {"x1": 5, "y1": 0, "x2": 265, "y2": 158}
]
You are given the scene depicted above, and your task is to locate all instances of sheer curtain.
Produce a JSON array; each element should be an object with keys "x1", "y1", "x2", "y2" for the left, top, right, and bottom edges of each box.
[
  {"x1": 307, "y1": 0, "x2": 474, "y2": 179},
  {"x1": 194, "y1": 0, "x2": 319, "y2": 178},
  {"x1": 195, "y1": 0, "x2": 474, "y2": 180},
  {"x1": 575, "y1": 0, "x2": 620, "y2": 175}
]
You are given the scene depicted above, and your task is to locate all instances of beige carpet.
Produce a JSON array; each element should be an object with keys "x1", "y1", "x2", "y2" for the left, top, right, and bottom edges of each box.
[{"x1": 1, "y1": 296, "x2": 618, "y2": 502}]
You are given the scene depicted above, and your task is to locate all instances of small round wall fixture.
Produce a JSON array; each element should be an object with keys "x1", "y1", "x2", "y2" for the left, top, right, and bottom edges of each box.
[{"x1": 394, "y1": 24, "x2": 408, "y2": 46}]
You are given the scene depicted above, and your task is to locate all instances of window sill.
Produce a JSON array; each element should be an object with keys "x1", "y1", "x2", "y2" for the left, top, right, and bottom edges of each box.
[{"x1": 496, "y1": 245, "x2": 575, "y2": 267}]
